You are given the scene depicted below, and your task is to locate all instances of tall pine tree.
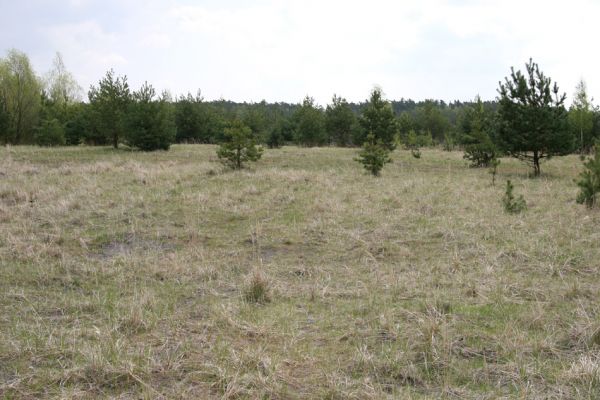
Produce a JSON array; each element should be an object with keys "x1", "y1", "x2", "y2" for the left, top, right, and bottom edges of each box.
[{"x1": 497, "y1": 59, "x2": 571, "y2": 176}]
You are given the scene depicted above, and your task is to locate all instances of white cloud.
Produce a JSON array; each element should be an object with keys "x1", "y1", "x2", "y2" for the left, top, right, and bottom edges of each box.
[{"x1": 5, "y1": 0, "x2": 600, "y2": 104}]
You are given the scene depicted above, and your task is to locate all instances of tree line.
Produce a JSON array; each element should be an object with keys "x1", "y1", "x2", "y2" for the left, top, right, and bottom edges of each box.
[{"x1": 1, "y1": 49, "x2": 599, "y2": 168}]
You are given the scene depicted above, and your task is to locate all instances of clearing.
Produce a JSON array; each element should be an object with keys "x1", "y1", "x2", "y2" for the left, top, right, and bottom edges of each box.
[{"x1": 0, "y1": 145, "x2": 599, "y2": 399}]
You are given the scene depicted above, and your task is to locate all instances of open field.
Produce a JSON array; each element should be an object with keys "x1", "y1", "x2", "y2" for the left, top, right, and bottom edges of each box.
[{"x1": 1, "y1": 145, "x2": 599, "y2": 399}]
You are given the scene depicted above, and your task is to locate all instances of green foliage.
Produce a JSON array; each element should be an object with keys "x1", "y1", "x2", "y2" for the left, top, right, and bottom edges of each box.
[
  {"x1": 62, "y1": 103, "x2": 88, "y2": 145},
  {"x1": 443, "y1": 132, "x2": 455, "y2": 151},
  {"x1": 414, "y1": 100, "x2": 449, "y2": 142},
  {"x1": 125, "y1": 82, "x2": 176, "y2": 151},
  {"x1": 396, "y1": 111, "x2": 414, "y2": 142},
  {"x1": 34, "y1": 118, "x2": 65, "y2": 146},
  {"x1": 0, "y1": 95, "x2": 8, "y2": 143},
  {"x1": 489, "y1": 158, "x2": 500, "y2": 186},
  {"x1": 292, "y1": 96, "x2": 326, "y2": 147},
  {"x1": 174, "y1": 92, "x2": 224, "y2": 144},
  {"x1": 217, "y1": 120, "x2": 263, "y2": 169},
  {"x1": 502, "y1": 180, "x2": 526, "y2": 214},
  {"x1": 325, "y1": 95, "x2": 357, "y2": 146},
  {"x1": 497, "y1": 59, "x2": 571, "y2": 176},
  {"x1": 44, "y1": 52, "x2": 82, "y2": 106},
  {"x1": 266, "y1": 116, "x2": 292, "y2": 148},
  {"x1": 358, "y1": 87, "x2": 397, "y2": 150},
  {"x1": 405, "y1": 130, "x2": 431, "y2": 158},
  {"x1": 462, "y1": 98, "x2": 497, "y2": 167},
  {"x1": 242, "y1": 101, "x2": 270, "y2": 142},
  {"x1": 88, "y1": 69, "x2": 131, "y2": 148},
  {"x1": 266, "y1": 128, "x2": 284, "y2": 149},
  {"x1": 0, "y1": 49, "x2": 41, "y2": 144},
  {"x1": 569, "y1": 80, "x2": 595, "y2": 154},
  {"x1": 576, "y1": 144, "x2": 600, "y2": 208},
  {"x1": 355, "y1": 133, "x2": 392, "y2": 176},
  {"x1": 416, "y1": 131, "x2": 433, "y2": 147}
]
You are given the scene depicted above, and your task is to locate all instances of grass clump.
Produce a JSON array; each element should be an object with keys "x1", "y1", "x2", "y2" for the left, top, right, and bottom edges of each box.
[{"x1": 243, "y1": 268, "x2": 271, "y2": 304}]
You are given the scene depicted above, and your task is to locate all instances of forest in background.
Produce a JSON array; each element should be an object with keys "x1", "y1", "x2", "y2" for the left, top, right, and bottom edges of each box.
[{"x1": 0, "y1": 48, "x2": 598, "y2": 158}]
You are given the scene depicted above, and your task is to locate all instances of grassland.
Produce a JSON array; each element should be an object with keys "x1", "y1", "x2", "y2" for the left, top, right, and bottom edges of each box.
[{"x1": 0, "y1": 145, "x2": 599, "y2": 399}]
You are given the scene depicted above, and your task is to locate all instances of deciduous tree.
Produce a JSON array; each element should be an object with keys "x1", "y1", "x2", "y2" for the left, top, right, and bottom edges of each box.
[
  {"x1": 0, "y1": 49, "x2": 41, "y2": 144},
  {"x1": 569, "y1": 79, "x2": 595, "y2": 154}
]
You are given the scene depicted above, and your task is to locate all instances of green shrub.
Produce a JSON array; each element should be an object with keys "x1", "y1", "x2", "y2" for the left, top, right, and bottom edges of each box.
[
  {"x1": 502, "y1": 180, "x2": 526, "y2": 214},
  {"x1": 576, "y1": 145, "x2": 600, "y2": 208},
  {"x1": 355, "y1": 133, "x2": 392, "y2": 176},
  {"x1": 34, "y1": 118, "x2": 66, "y2": 146}
]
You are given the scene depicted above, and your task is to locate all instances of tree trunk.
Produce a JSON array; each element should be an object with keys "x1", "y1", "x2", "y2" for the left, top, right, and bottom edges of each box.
[
  {"x1": 113, "y1": 131, "x2": 118, "y2": 149},
  {"x1": 533, "y1": 151, "x2": 540, "y2": 177}
]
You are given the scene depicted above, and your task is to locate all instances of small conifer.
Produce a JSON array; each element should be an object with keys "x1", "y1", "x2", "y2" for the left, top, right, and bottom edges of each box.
[
  {"x1": 355, "y1": 133, "x2": 392, "y2": 176},
  {"x1": 576, "y1": 144, "x2": 600, "y2": 208},
  {"x1": 217, "y1": 120, "x2": 263, "y2": 169},
  {"x1": 502, "y1": 180, "x2": 526, "y2": 214}
]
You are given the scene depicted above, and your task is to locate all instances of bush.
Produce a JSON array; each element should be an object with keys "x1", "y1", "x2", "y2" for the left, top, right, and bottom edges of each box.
[
  {"x1": 576, "y1": 144, "x2": 600, "y2": 208},
  {"x1": 502, "y1": 180, "x2": 526, "y2": 214},
  {"x1": 217, "y1": 120, "x2": 263, "y2": 169},
  {"x1": 355, "y1": 133, "x2": 392, "y2": 176},
  {"x1": 34, "y1": 119, "x2": 65, "y2": 146}
]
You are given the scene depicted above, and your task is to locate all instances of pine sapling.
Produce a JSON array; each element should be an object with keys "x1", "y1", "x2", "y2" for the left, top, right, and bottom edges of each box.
[
  {"x1": 217, "y1": 120, "x2": 263, "y2": 169},
  {"x1": 355, "y1": 133, "x2": 392, "y2": 176},
  {"x1": 502, "y1": 180, "x2": 526, "y2": 214},
  {"x1": 576, "y1": 144, "x2": 600, "y2": 208},
  {"x1": 489, "y1": 158, "x2": 500, "y2": 186}
]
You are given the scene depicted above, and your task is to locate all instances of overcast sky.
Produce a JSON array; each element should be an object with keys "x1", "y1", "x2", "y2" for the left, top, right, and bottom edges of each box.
[{"x1": 1, "y1": 0, "x2": 598, "y2": 105}]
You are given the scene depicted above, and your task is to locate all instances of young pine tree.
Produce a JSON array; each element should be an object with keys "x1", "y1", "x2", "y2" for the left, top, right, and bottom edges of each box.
[
  {"x1": 355, "y1": 133, "x2": 392, "y2": 176},
  {"x1": 576, "y1": 144, "x2": 600, "y2": 208},
  {"x1": 502, "y1": 180, "x2": 526, "y2": 214},
  {"x1": 462, "y1": 97, "x2": 497, "y2": 167},
  {"x1": 217, "y1": 120, "x2": 263, "y2": 169}
]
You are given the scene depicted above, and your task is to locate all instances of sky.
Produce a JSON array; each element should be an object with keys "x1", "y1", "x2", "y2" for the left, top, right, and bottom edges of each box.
[{"x1": 0, "y1": 0, "x2": 598, "y2": 105}]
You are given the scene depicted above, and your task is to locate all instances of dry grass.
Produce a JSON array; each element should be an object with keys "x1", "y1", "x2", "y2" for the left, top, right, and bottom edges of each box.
[{"x1": 1, "y1": 144, "x2": 599, "y2": 399}]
